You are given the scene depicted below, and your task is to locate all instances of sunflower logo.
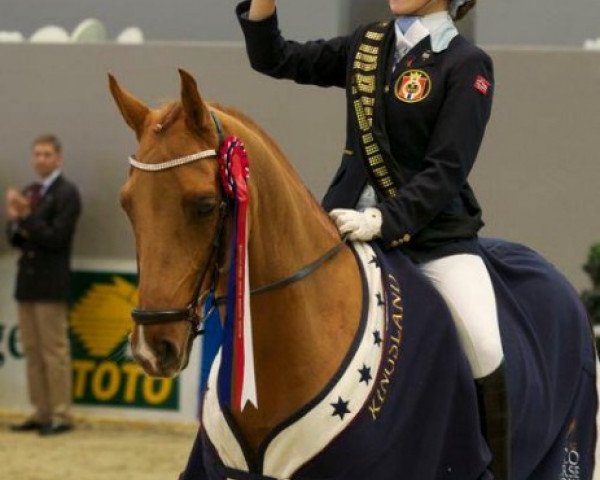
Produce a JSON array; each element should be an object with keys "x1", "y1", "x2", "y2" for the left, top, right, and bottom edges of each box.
[{"x1": 69, "y1": 277, "x2": 138, "y2": 357}]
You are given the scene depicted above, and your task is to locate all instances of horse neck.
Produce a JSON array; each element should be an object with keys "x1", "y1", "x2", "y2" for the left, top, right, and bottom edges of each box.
[{"x1": 219, "y1": 110, "x2": 363, "y2": 448}]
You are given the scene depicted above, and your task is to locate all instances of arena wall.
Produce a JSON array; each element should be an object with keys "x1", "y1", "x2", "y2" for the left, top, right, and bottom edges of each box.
[
  {"x1": 0, "y1": 0, "x2": 346, "y2": 42},
  {"x1": 2, "y1": 0, "x2": 598, "y2": 46},
  {"x1": 0, "y1": 43, "x2": 599, "y2": 418},
  {"x1": 0, "y1": 43, "x2": 598, "y2": 288},
  {"x1": 476, "y1": 0, "x2": 600, "y2": 47}
]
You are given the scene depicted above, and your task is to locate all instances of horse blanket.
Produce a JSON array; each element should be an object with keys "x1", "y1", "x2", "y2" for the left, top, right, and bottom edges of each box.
[{"x1": 180, "y1": 239, "x2": 598, "y2": 480}]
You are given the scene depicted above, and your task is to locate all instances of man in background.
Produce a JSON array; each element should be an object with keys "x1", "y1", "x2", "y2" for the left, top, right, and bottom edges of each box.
[{"x1": 4, "y1": 134, "x2": 81, "y2": 436}]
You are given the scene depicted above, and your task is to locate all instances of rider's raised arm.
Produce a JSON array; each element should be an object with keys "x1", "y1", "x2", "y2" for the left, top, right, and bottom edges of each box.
[
  {"x1": 248, "y1": 0, "x2": 276, "y2": 21},
  {"x1": 236, "y1": 0, "x2": 350, "y2": 88}
]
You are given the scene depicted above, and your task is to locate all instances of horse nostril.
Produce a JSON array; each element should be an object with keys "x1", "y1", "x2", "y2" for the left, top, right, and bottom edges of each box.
[{"x1": 156, "y1": 340, "x2": 179, "y2": 368}]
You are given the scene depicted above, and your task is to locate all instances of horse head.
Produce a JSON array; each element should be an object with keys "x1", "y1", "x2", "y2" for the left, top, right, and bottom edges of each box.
[{"x1": 109, "y1": 69, "x2": 224, "y2": 378}]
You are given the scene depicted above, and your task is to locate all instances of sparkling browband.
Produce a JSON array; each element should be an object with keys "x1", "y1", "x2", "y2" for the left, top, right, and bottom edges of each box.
[{"x1": 128, "y1": 150, "x2": 218, "y2": 172}]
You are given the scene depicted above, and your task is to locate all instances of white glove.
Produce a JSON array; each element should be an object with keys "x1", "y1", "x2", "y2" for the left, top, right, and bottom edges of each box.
[{"x1": 329, "y1": 208, "x2": 383, "y2": 242}]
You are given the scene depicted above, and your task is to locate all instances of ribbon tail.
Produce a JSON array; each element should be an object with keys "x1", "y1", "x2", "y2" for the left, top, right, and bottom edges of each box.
[
  {"x1": 199, "y1": 292, "x2": 224, "y2": 418},
  {"x1": 200, "y1": 293, "x2": 223, "y2": 394},
  {"x1": 232, "y1": 195, "x2": 246, "y2": 411},
  {"x1": 241, "y1": 231, "x2": 257, "y2": 409},
  {"x1": 219, "y1": 201, "x2": 238, "y2": 408}
]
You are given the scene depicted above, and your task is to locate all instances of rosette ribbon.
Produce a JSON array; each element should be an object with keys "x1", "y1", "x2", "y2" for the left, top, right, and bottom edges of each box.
[{"x1": 217, "y1": 136, "x2": 257, "y2": 411}]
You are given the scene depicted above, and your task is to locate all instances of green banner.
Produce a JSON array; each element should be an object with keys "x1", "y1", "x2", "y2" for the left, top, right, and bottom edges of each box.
[{"x1": 69, "y1": 271, "x2": 179, "y2": 410}]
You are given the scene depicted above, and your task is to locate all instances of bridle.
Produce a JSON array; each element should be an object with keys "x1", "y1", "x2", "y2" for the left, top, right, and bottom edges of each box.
[{"x1": 130, "y1": 112, "x2": 346, "y2": 337}]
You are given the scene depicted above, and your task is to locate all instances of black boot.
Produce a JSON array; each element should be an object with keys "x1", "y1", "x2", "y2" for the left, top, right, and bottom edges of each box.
[{"x1": 476, "y1": 363, "x2": 511, "y2": 480}]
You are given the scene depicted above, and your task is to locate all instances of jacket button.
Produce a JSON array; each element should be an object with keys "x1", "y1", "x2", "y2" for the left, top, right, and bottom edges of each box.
[
  {"x1": 391, "y1": 240, "x2": 399, "y2": 247},
  {"x1": 384, "y1": 86, "x2": 390, "y2": 94},
  {"x1": 403, "y1": 234, "x2": 411, "y2": 243}
]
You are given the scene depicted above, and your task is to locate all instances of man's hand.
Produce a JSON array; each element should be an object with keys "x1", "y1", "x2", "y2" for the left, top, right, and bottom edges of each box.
[
  {"x1": 329, "y1": 208, "x2": 383, "y2": 242},
  {"x1": 5, "y1": 189, "x2": 31, "y2": 220}
]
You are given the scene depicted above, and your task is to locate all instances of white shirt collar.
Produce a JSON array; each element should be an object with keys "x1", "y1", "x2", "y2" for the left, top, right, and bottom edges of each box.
[
  {"x1": 40, "y1": 169, "x2": 61, "y2": 193},
  {"x1": 395, "y1": 18, "x2": 429, "y2": 53},
  {"x1": 395, "y1": 11, "x2": 458, "y2": 54}
]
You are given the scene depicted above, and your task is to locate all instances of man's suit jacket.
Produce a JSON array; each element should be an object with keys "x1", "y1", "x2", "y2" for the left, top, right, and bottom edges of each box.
[{"x1": 6, "y1": 175, "x2": 81, "y2": 302}]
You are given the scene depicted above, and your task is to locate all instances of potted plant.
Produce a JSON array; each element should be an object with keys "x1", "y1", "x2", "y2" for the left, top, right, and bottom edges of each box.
[{"x1": 581, "y1": 243, "x2": 600, "y2": 353}]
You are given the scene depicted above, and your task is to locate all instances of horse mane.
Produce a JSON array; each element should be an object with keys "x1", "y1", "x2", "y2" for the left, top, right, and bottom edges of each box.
[
  {"x1": 155, "y1": 101, "x2": 183, "y2": 133},
  {"x1": 154, "y1": 100, "x2": 333, "y2": 225},
  {"x1": 210, "y1": 103, "x2": 289, "y2": 162},
  {"x1": 155, "y1": 100, "x2": 296, "y2": 171},
  {"x1": 211, "y1": 103, "x2": 332, "y2": 223}
]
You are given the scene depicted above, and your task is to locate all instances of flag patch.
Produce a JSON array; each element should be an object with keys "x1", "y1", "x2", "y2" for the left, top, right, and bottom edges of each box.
[{"x1": 474, "y1": 75, "x2": 491, "y2": 96}]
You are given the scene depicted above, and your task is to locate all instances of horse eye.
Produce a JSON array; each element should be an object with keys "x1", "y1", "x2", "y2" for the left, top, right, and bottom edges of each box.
[{"x1": 193, "y1": 198, "x2": 217, "y2": 216}]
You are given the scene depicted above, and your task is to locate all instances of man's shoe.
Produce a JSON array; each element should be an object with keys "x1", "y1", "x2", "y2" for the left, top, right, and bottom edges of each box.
[
  {"x1": 39, "y1": 421, "x2": 73, "y2": 436},
  {"x1": 10, "y1": 420, "x2": 45, "y2": 432}
]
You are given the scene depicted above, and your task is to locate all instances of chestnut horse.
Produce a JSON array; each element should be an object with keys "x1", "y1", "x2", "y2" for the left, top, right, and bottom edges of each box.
[
  {"x1": 110, "y1": 70, "x2": 361, "y2": 442},
  {"x1": 109, "y1": 70, "x2": 598, "y2": 479}
]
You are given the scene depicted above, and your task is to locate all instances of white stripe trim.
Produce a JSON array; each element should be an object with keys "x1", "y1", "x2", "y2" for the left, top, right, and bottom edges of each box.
[
  {"x1": 128, "y1": 149, "x2": 217, "y2": 172},
  {"x1": 202, "y1": 350, "x2": 249, "y2": 473},
  {"x1": 263, "y1": 242, "x2": 385, "y2": 478},
  {"x1": 202, "y1": 242, "x2": 386, "y2": 478}
]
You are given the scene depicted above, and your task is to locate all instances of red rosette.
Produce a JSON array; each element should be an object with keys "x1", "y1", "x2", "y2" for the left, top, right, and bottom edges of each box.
[
  {"x1": 217, "y1": 134, "x2": 255, "y2": 411},
  {"x1": 219, "y1": 136, "x2": 249, "y2": 199}
]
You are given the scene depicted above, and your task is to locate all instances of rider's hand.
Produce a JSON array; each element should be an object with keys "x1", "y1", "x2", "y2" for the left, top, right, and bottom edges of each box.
[
  {"x1": 329, "y1": 208, "x2": 382, "y2": 242},
  {"x1": 249, "y1": 0, "x2": 276, "y2": 21}
]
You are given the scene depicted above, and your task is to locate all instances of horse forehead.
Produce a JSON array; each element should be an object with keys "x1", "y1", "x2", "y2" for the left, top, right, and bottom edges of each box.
[
  {"x1": 153, "y1": 102, "x2": 182, "y2": 127},
  {"x1": 124, "y1": 161, "x2": 219, "y2": 203}
]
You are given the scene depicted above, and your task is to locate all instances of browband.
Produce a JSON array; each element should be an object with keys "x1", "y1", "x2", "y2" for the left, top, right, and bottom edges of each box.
[
  {"x1": 128, "y1": 150, "x2": 217, "y2": 172},
  {"x1": 128, "y1": 111, "x2": 225, "y2": 172}
]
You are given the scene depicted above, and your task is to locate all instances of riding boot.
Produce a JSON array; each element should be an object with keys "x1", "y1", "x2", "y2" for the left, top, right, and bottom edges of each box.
[{"x1": 476, "y1": 362, "x2": 511, "y2": 480}]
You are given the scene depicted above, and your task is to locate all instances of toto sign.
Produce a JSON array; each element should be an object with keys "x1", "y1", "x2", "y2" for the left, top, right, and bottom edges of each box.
[{"x1": 69, "y1": 271, "x2": 179, "y2": 410}]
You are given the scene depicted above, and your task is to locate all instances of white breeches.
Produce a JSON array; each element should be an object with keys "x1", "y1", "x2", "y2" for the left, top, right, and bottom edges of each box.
[{"x1": 420, "y1": 254, "x2": 504, "y2": 379}]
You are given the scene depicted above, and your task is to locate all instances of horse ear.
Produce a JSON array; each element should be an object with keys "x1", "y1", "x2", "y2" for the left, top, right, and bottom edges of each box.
[
  {"x1": 108, "y1": 74, "x2": 149, "y2": 140},
  {"x1": 178, "y1": 69, "x2": 212, "y2": 135}
]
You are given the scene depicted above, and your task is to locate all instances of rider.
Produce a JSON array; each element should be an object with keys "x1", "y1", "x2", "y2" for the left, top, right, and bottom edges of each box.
[{"x1": 237, "y1": 0, "x2": 509, "y2": 477}]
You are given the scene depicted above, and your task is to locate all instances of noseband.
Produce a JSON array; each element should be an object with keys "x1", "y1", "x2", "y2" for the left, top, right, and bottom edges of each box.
[{"x1": 129, "y1": 111, "x2": 346, "y2": 337}]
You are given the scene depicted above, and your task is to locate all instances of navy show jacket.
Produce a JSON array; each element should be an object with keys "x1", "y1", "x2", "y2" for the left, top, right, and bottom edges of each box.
[{"x1": 236, "y1": 1, "x2": 494, "y2": 262}]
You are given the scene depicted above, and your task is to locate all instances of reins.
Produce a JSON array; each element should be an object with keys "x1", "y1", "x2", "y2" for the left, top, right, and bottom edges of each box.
[
  {"x1": 130, "y1": 111, "x2": 347, "y2": 337},
  {"x1": 214, "y1": 239, "x2": 347, "y2": 307}
]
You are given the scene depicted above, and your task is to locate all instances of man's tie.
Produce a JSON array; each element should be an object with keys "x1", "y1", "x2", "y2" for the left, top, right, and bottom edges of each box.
[{"x1": 27, "y1": 183, "x2": 43, "y2": 209}]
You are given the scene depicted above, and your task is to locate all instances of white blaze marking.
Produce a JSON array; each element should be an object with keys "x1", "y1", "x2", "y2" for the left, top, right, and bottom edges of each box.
[{"x1": 135, "y1": 325, "x2": 158, "y2": 372}]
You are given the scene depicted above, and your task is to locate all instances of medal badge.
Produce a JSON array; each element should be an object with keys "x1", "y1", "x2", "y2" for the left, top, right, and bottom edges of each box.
[{"x1": 395, "y1": 69, "x2": 432, "y2": 103}]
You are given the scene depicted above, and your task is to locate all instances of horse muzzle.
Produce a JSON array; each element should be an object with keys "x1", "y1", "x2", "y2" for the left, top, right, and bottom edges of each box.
[{"x1": 130, "y1": 322, "x2": 192, "y2": 378}]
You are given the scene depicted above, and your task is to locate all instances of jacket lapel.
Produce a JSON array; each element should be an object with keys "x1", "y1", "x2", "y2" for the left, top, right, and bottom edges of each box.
[
  {"x1": 35, "y1": 175, "x2": 63, "y2": 211},
  {"x1": 396, "y1": 37, "x2": 437, "y2": 72}
]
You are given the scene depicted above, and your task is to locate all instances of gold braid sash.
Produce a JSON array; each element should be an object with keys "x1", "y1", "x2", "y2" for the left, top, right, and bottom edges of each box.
[{"x1": 351, "y1": 21, "x2": 400, "y2": 199}]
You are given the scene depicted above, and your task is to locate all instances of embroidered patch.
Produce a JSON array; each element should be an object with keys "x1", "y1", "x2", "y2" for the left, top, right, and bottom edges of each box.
[
  {"x1": 395, "y1": 69, "x2": 432, "y2": 104},
  {"x1": 474, "y1": 75, "x2": 492, "y2": 96}
]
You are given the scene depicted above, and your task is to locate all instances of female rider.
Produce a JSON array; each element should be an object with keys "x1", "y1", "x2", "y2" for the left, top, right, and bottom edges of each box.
[{"x1": 236, "y1": 1, "x2": 509, "y2": 478}]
